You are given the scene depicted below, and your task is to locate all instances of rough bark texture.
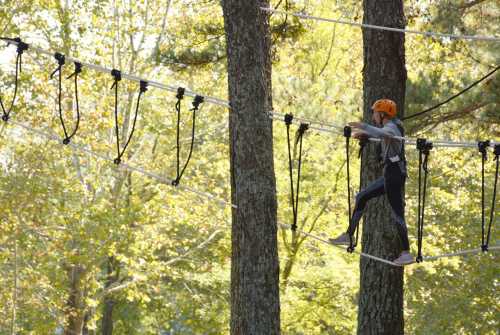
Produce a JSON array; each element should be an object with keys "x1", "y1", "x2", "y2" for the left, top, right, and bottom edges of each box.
[
  {"x1": 221, "y1": 1, "x2": 280, "y2": 334},
  {"x1": 359, "y1": 1, "x2": 407, "y2": 334}
]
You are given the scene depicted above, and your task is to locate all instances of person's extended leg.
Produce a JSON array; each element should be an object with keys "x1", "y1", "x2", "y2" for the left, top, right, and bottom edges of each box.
[
  {"x1": 384, "y1": 163, "x2": 413, "y2": 265},
  {"x1": 330, "y1": 177, "x2": 385, "y2": 245}
]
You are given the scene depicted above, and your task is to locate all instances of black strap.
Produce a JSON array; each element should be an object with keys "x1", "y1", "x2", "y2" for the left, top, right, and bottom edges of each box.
[
  {"x1": 1, "y1": 37, "x2": 29, "y2": 122},
  {"x1": 484, "y1": 144, "x2": 499, "y2": 251},
  {"x1": 172, "y1": 92, "x2": 204, "y2": 186},
  {"x1": 394, "y1": 121, "x2": 407, "y2": 164},
  {"x1": 416, "y1": 138, "x2": 432, "y2": 262}
]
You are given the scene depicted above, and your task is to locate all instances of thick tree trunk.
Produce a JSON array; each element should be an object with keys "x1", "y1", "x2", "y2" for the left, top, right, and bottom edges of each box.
[
  {"x1": 358, "y1": 1, "x2": 407, "y2": 334},
  {"x1": 221, "y1": 1, "x2": 280, "y2": 334}
]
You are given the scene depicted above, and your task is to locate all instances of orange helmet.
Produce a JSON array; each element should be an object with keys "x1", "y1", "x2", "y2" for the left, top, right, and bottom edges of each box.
[{"x1": 372, "y1": 99, "x2": 397, "y2": 119}]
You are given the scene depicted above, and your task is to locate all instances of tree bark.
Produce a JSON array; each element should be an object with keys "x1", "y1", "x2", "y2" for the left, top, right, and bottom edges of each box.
[
  {"x1": 64, "y1": 265, "x2": 86, "y2": 335},
  {"x1": 221, "y1": 1, "x2": 280, "y2": 334},
  {"x1": 101, "y1": 257, "x2": 119, "y2": 335},
  {"x1": 358, "y1": 1, "x2": 407, "y2": 334}
]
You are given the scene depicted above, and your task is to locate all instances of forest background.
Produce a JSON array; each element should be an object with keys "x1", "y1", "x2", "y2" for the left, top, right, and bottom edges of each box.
[{"x1": 0, "y1": 0, "x2": 498, "y2": 334}]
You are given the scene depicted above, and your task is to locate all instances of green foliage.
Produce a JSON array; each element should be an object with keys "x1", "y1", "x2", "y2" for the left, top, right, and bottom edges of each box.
[{"x1": 0, "y1": 0, "x2": 498, "y2": 334}]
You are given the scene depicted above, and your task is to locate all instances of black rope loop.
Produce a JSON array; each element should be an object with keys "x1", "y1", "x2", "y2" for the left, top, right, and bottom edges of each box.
[
  {"x1": 290, "y1": 122, "x2": 308, "y2": 231},
  {"x1": 483, "y1": 144, "x2": 500, "y2": 252},
  {"x1": 171, "y1": 93, "x2": 203, "y2": 186},
  {"x1": 284, "y1": 114, "x2": 296, "y2": 230},
  {"x1": 416, "y1": 138, "x2": 433, "y2": 262},
  {"x1": 49, "y1": 52, "x2": 76, "y2": 145},
  {"x1": 110, "y1": 69, "x2": 123, "y2": 164},
  {"x1": 343, "y1": 126, "x2": 356, "y2": 252},
  {"x1": 60, "y1": 62, "x2": 83, "y2": 145},
  {"x1": 1, "y1": 37, "x2": 29, "y2": 122},
  {"x1": 478, "y1": 140, "x2": 490, "y2": 251},
  {"x1": 113, "y1": 79, "x2": 147, "y2": 165}
]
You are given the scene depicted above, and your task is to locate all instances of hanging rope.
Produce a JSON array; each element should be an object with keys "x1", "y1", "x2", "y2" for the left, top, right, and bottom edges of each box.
[
  {"x1": 343, "y1": 126, "x2": 356, "y2": 252},
  {"x1": 111, "y1": 72, "x2": 147, "y2": 165},
  {"x1": 110, "y1": 69, "x2": 122, "y2": 164},
  {"x1": 285, "y1": 113, "x2": 309, "y2": 231},
  {"x1": 478, "y1": 140, "x2": 490, "y2": 251},
  {"x1": 63, "y1": 62, "x2": 83, "y2": 144},
  {"x1": 0, "y1": 37, "x2": 29, "y2": 122},
  {"x1": 50, "y1": 53, "x2": 81, "y2": 144},
  {"x1": 416, "y1": 138, "x2": 433, "y2": 262},
  {"x1": 483, "y1": 144, "x2": 499, "y2": 251},
  {"x1": 173, "y1": 87, "x2": 185, "y2": 185},
  {"x1": 172, "y1": 93, "x2": 204, "y2": 186},
  {"x1": 285, "y1": 114, "x2": 297, "y2": 230}
]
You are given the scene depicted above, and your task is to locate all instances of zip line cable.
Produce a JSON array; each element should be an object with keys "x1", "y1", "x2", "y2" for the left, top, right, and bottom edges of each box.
[
  {"x1": 0, "y1": 37, "x2": 229, "y2": 108},
  {"x1": 0, "y1": 38, "x2": 497, "y2": 263},
  {"x1": 0, "y1": 38, "x2": 495, "y2": 150},
  {"x1": 279, "y1": 222, "x2": 500, "y2": 267},
  {"x1": 3, "y1": 119, "x2": 499, "y2": 267},
  {"x1": 403, "y1": 65, "x2": 500, "y2": 120},
  {"x1": 267, "y1": 111, "x2": 498, "y2": 149},
  {"x1": 4, "y1": 118, "x2": 236, "y2": 209},
  {"x1": 261, "y1": 8, "x2": 500, "y2": 42}
]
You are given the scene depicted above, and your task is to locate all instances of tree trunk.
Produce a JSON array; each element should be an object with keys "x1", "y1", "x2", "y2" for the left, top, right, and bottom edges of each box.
[
  {"x1": 221, "y1": 1, "x2": 280, "y2": 334},
  {"x1": 358, "y1": 1, "x2": 407, "y2": 334},
  {"x1": 64, "y1": 265, "x2": 86, "y2": 335},
  {"x1": 101, "y1": 257, "x2": 119, "y2": 335}
]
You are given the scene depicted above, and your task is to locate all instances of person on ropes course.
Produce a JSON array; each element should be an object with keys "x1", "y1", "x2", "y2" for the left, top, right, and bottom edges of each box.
[{"x1": 330, "y1": 98, "x2": 414, "y2": 266}]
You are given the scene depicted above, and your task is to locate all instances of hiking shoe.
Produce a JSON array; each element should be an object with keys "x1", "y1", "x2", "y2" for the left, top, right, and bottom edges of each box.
[
  {"x1": 329, "y1": 233, "x2": 351, "y2": 246},
  {"x1": 394, "y1": 251, "x2": 414, "y2": 266}
]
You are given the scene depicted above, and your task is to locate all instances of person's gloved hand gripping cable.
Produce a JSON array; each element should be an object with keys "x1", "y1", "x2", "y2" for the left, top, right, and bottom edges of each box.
[{"x1": 330, "y1": 99, "x2": 413, "y2": 266}]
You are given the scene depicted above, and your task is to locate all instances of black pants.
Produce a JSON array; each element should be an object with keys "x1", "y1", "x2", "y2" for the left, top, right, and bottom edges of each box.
[{"x1": 347, "y1": 163, "x2": 410, "y2": 250}]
